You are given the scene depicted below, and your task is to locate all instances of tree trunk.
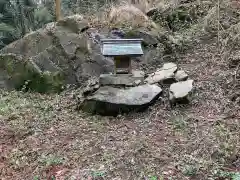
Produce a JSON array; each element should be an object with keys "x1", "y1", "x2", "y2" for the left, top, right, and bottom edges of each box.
[{"x1": 55, "y1": 0, "x2": 61, "y2": 21}]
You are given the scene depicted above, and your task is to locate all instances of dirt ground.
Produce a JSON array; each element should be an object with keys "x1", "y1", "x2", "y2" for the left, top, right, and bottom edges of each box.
[{"x1": 0, "y1": 40, "x2": 240, "y2": 180}]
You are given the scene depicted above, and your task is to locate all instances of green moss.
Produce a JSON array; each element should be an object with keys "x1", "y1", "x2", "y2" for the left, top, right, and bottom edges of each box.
[
  {"x1": 18, "y1": 70, "x2": 64, "y2": 93},
  {"x1": 0, "y1": 55, "x2": 64, "y2": 93},
  {"x1": 124, "y1": 30, "x2": 149, "y2": 47},
  {"x1": 124, "y1": 30, "x2": 138, "y2": 38}
]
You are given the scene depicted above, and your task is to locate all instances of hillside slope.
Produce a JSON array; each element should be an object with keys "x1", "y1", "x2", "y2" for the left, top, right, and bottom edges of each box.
[
  {"x1": 1, "y1": 0, "x2": 240, "y2": 179},
  {"x1": 1, "y1": 37, "x2": 240, "y2": 180}
]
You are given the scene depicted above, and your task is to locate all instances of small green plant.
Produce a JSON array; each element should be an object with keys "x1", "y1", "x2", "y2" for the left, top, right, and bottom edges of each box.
[
  {"x1": 171, "y1": 115, "x2": 188, "y2": 130},
  {"x1": 39, "y1": 155, "x2": 64, "y2": 167},
  {"x1": 213, "y1": 170, "x2": 240, "y2": 179},
  {"x1": 33, "y1": 176, "x2": 39, "y2": 180},
  {"x1": 182, "y1": 165, "x2": 198, "y2": 177},
  {"x1": 91, "y1": 171, "x2": 106, "y2": 178},
  {"x1": 232, "y1": 172, "x2": 240, "y2": 180},
  {"x1": 19, "y1": 71, "x2": 65, "y2": 94},
  {"x1": 149, "y1": 175, "x2": 158, "y2": 180},
  {"x1": 1, "y1": 55, "x2": 64, "y2": 93}
]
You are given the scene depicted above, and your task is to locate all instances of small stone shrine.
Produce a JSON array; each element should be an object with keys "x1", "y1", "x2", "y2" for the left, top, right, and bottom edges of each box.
[
  {"x1": 99, "y1": 39, "x2": 144, "y2": 86},
  {"x1": 101, "y1": 39, "x2": 143, "y2": 74}
]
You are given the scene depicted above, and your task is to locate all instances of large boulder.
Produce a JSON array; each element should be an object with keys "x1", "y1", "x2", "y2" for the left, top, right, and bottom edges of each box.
[
  {"x1": 0, "y1": 15, "x2": 114, "y2": 92},
  {"x1": 80, "y1": 84, "x2": 162, "y2": 116}
]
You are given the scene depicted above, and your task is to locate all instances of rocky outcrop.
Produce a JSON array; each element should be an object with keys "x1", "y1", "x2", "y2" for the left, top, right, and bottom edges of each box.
[
  {"x1": 80, "y1": 84, "x2": 162, "y2": 116},
  {"x1": 0, "y1": 15, "x2": 114, "y2": 92}
]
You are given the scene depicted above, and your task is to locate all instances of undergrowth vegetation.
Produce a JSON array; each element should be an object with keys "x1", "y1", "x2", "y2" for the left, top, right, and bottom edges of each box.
[{"x1": 87, "y1": 0, "x2": 240, "y2": 60}]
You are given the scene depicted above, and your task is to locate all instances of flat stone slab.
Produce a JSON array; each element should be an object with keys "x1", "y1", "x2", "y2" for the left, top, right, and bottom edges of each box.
[
  {"x1": 145, "y1": 63, "x2": 177, "y2": 84},
  {"x1": 132, "y1": 70, "x2": 145, "y2": 78},
  {"x1": 99, "y1": 70, "x2": 145, "y2": 86},
  {"x1": 169, "y1": 80, "x2": 194, "y2": 105},
  {"x1": 162, "y1": 63, "x2": 178, "y2": 72},
  {"x1": 80, "y1": 84, "x2": 162, "y2": 116},
  {"x1": 82, "y1": 77, "x2": 99, "y2": 96}
]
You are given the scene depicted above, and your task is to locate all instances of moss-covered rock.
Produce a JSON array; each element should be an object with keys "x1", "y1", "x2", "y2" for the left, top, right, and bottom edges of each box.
[
  {"x1": 0, "y1": 54, "x2": 64, "y2": 93},
  {"x1": 0, "y1": 15, "x2": 114, "y2": 91},
  {"x1": 124, "y1": 29, "x2": 160, "y2": 47},
  {"x1": 19, "y1": 71, "x2": 64, "y2": 93}
]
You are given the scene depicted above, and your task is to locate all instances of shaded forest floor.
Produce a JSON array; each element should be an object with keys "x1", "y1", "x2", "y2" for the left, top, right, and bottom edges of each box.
[{"x1": 1, "y1": 40, "x2": 240, "y2": 179}]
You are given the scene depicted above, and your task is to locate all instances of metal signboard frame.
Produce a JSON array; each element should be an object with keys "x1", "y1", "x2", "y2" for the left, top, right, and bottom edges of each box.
[{"x1": 101, "y1": 39, "x2": 143, "y2": 57}]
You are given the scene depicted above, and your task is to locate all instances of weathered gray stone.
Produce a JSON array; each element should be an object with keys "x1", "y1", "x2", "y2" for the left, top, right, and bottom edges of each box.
[
  {"x1": 0, "y1": 69, "x2": 12, "y2": 89},
  {"x1": 134, "y1": 79, "x2": 142, "y2": 86},
  {"x1": 0, "y1": 15, "x2": 114, "y2": 91},
  {"x1": 56, "y1": 14, "x2": 89, "y2": 33},
  {"x1": 31, "y1": 46, "x2": 64, "y2": 73},
  {"x1": 0, "y1": 54, "x2": 64, "y2": 92},
  {"x1": 99, "y1": 70, "x2": 145, "y2": 86},
  {"x1": 99, "y1": 74, "x2": 139, "y2": 86},
  {"x1": 109, "y1": 29, "x2": 125, "y2": 39},
  {"x1": 229, "y1": 55, "x2": 240, "y2": 68},
  {"x1": 145, "y1": 63, "x2": 177, "y2": 84},
  {"x1": 80, "y1": 84, "x2": 162, "y2": 116},
  {"x1": 132, "y1": 70, "x2": 145, "y2": 78},
  {"x1": 82, "y1": 77, "x2": 99, "y2": 96},
  {"x1": 169, "y1": 80, "x2": 194, "y2": 105},
  {"x1": 125, "y1": 29, "x2": 159, "y2": 46},
  {"x1": 161, "y1": 62, "x2": 178, "y2": 72},
  {"x1": 145, "y1": 71, "x2": 173, "y2": 84},
  {"x1": 175, "y1": 70, "x2": 188, "y2": 81},
  {"x1": 146, "y1": 8, "x2": 161, "y2": 17},
  {"x1": 55, "y1": 30, "x2": 90, "y2": 58},
  {"x1": 146, "y1": 5, "x2": 168, "y2": 17},
  {"x1": 0, "y1": 29, "x2": 54, "y2": 58},
  {"x1": 87, "y1": 28, "x2": 106, "y2": 43}
]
